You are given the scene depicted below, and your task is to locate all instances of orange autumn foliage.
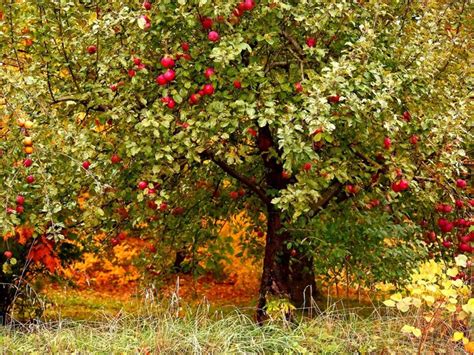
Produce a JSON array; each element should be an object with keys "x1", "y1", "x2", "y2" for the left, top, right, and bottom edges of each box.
[
  {"x1": 27, "y1": 236, "x2": 60, "y2": 273},
  {"x1": 62, "y1": 213, "x2": 263, "y2": 303},
  {"x1": 62, "y1": 235, "x2": 145, "y2": 290}
]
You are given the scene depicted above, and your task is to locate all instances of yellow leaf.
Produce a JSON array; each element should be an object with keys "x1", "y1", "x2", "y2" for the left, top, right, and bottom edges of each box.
[
  {"x1": 446, "y1": 267, "x2": 458, "y2": 277},
  {"x1": 383, "y1": 300, "x2": 396, "y2": 307},
  {"x1": 455, "y1": 254, "x2": 467, "y2": 267},
  {"x1": 412, "y1": 297, "x2": 422, "y2": 308},
  {"x1": 397, "y1": 302, "x2": 410, "y2": 313},
  {"x1": 422, "y1": 295, "x2": 435, "y2": 306},
  {"x1": 412, "y1": 327, "x2": 422, "y2": 338},
  {"x1": 445, "y1": 303, "x2": 456, "y2": 313},
  {"x1": 401, "y1": 325, "x2": 415, "y2": 334},
  {"x1": 453, "y1": 331, "x2": 465, "y2": 342},
  {"x1": 401, "y1": 325, "x2": 421, "y2": 338},
  {"x1": 390, "y1": 293, "x2": 402, "y2": 301},
  {"x1": 462, "y1": 298, "x2": 474, "y2": 314},
  {"x1": 452, "y1": 279, "x2": 464, "y2": 288},
  {"x1": 441, "y1": 288, "x2": 457, "y2": 298}
]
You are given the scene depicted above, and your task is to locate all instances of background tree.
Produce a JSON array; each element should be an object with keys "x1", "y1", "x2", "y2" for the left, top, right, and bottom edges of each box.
[{"x1": 0, "y1": 0, "x2": 471, "y2": 322}]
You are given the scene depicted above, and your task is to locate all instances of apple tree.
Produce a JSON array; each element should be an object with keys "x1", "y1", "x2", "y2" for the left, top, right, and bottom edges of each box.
[{"x1": 0, "y1": 0, "x2": 472, "y2": 322}]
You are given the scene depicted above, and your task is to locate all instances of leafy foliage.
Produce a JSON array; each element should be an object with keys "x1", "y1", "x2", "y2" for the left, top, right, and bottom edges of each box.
[{"x1": 0, "y1": 0, "x2": 471, "y2": 306}]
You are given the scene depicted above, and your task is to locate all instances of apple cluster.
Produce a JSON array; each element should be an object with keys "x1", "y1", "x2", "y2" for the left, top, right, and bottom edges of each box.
[
  {"x1": 8, "y1": 117, "x2": 36, "y2": 215},
  {"x1": 420, "y1": 179, "x2": 473, "y2": 275},
  {"x1": 4, "y1": 117, "x2": 38, "y2": 259}
]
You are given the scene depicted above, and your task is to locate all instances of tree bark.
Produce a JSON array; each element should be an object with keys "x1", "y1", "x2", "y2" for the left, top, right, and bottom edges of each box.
[
  {"x1": 172, "y1": 250, "x2": 187, "y2": 273},
  {"x1": 0, "y1": 283, "x2": 14, "y2": 326},
  {"x1": 256, "y1": 126, "x2": 318, "y2": 323}
]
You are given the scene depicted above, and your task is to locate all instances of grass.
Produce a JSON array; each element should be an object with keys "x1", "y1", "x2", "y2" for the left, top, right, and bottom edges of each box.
[{"x1": 0, "y1": 290, "x2": 466, "y2": 354}]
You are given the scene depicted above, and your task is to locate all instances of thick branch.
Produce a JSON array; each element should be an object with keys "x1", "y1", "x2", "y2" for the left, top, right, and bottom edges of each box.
[
  {"x1": 202, "y1": 152, "x2": 271, "y2": 205},
  {"x1": 282, "y1": 30, "x2": 305, "y2": 58},
  {"x1": 308, "y1": 181, "x2": 344, "y2": 218}
]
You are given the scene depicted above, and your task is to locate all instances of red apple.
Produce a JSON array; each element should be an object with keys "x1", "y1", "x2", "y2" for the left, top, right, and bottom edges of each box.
[
  {"x1": 143, "y1": 1, "x2": 151, "y2": 10},
  {"x1": 203, "y1": 83, "x2": 214, "y2": 95},
  {"x1": 128, "y1": 69, "x2": 136, "y2": 77},
  {"x1": 208, "y1": 31, "x2": 220, "y2": 42},
  {"x1": 138, "y1": 181, "x2": 148, "y2": 190},
  {"x1": 82, "y1": 161, "x2": 91, "y2": 170},
  {"x1": 26, "y1": 175, "x2": 35, "y2": 184},
  {"x1": 111, "y1": 238, "x2": 119, "y2": 246},
  {"x1": 87, "y1": 45, "x2": 97, "y2": 54},
  {"x1": 243, "y1": 0, "x2": 255, "y2": 10},
  {"x1": 110, "y1": 84, "x2": 118, "y2": 91},
  {"x1": 295, "y1": 82, "x2": 303, "y2": 93},
  {"x1": 281, "y1": 171, "x2": 290, "y2": 180},
  {"x1": 181, "y1": 42, "x2": 190, "y2": 51},
  {"x1": 23, "y1": 158, "x2": 33, "y2": 167},
  {"x1": 456, "y1": 179, "x2": 467, "y2": 189},
  {"x1": 15, "y1": 205, "x2": 24, "y2": 214},
  {"x1": 133, "y1": 57, "x2": 142, "y2": 65},
  {"x1": 111, "y1": 154, "x2": 121, "y2": 164},
  {"x1": 201, "y1": 17, "x2": 213, "y2": 29},
  {"x1": 247, "y1": 128, "x2": 257, "y2": 137},
  {"x1": 409, "y1": 135, "x2": 419, "y2": 145},
  {"x1": 459, "y1": 243, "x2": 472, "y2": 253},
  {"x1": 160, "y1": 56, "x2": 175, "y2": 68},
  {"x1": 233, "y1": 8, "x2": 243, "y2": 17},
  {"x1": 204, "y1": 67, "x2": 215, "y2": 79},
  {"x1": 4, "y1": 251, "x2": 13, "y2": 259},
  {"x1": 455, "y1": 200, "x2": 464, "y2": 208},
  {"x1": 438, "y1": 218, "x2": 454, "y2": 233},
  {"x1": 189, "y1": 94, "x2": 200, "y2": 105},
  {"x1": 328, "y1": 95, "x2": 340, "y2": 104},
  {"x1": 171, "y1": 207, "x2": 185, "y2": 216},
  {"x1": 229, "y1": 191, "x2": 239, "y2": 200},
  {"x1": 159, "y1": 202, "x2": 168, "y2": 211},
  {"x1": 306, "y1": 37, "x2": 316, "y2": 47},
  {"x1": 391, "y1": 179, "x2": 409, "y2": 192},
  {"x1": 442, "y1": 240, "x2": 452, "y2": 248},
  {"x1": 383, "y1": 137, "x2": 391, "y2": 150},
  {"x1": 303, "y1": 162, "x2": 312, "y2": 172},
  {"x1": 402, "y1": 111, "x2": 411, "y2": 122},
  {"x1": 147, "y1": 200, "x2": 158, "y2": 210},
  {"x1": 163, "y1": 69, "x2": 176, "y2": 82},
  {"x1": 16, "y1": 195, "x2": 25, "y2": 205},
  {"x1": 233, "y1": 80, "x2": 242, "y2": 89},
  {"x1": 426, "y1": 231, "x2": 437, "y2": 242},
  {"x1": 290, "y1": 249, "x2": 297, "y2": 257},
  {"x1": 156, "y1": 75, "x2": 167, "y2": 86}
]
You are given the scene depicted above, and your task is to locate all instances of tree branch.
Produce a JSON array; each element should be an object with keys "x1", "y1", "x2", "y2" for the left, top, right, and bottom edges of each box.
[
  {"x1": 282, "y1": 30, "x2": 305, "y2": 58},
  {"x1": 201, "y1": 151, "x2": 271, "y2": 205}
]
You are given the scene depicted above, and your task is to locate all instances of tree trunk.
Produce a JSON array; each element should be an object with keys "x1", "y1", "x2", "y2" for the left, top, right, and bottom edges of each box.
[
  {"x1": 256, "y1": 205, "x2": 318, "y2": 323},
  {"x1": 256, "y1": 125, "x2": 318, "y2": 323},
  {"x1": 0, "y1": 283, "x2": 14, "y2": 326},
  {"x1": 172, "y1": 250, "x2": 187, "y2": 273}
]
